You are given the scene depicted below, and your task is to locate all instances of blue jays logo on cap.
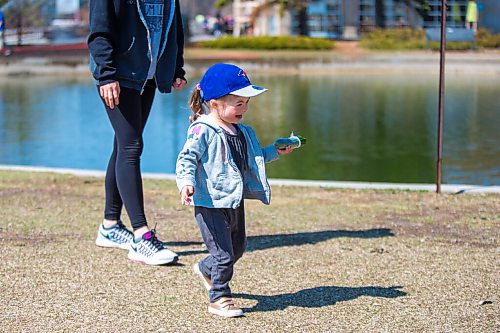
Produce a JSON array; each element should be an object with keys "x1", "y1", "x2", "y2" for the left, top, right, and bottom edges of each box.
[{"x1": 198, "y1": 63, "x2": 268, "y2": 101}]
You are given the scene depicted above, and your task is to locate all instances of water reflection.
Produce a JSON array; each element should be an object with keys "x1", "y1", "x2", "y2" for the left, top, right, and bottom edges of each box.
[
  {"x1": 248, "y1": 74, "x2": 499, "y2": 185},
  {"x1": 250, "y1": 75, "x2": 439, "y2": 183},
  {"x1": 0, "y1": 74, "x2": 498, "y2": 185}
]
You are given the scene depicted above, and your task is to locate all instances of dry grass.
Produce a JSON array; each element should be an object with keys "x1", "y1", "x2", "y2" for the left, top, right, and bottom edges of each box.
[{"x1": 0, "y1": 170, "x2": 498, "y2": 332}]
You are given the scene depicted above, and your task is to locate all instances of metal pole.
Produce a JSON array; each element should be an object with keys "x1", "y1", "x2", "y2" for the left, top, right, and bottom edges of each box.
[{"x1": 436, "y1": 0, "x2": 447, "y2": 194}]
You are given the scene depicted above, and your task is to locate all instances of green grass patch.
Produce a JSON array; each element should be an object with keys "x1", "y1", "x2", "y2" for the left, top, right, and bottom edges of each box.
[
  {"x1": 361, "y1": 29, "x2": 427, "y2": 50},
  {"x1": 477, "y1": 28, "x2": 500, "y2": 48},
  {"x1": 361, "y1": 28, "x2": 500, "y2": 50},
  {"x1": 196, "y1": 35, "x2": 335, "y2": 50}
]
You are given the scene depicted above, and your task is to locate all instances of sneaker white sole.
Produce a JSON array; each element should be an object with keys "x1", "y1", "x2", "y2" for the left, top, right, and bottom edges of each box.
[
  {"x1": 95, "y1": 235, "x2": 131, "y2": 250},
  {"x1": 193, "y1": 263, "x2": 212, "y2": 291},
  {"x1": 127, "y1": 250, "x2": 178, "y2": 265},
  {"x1": 208, "y1": 306, "x2": 243, "y2": 318}
]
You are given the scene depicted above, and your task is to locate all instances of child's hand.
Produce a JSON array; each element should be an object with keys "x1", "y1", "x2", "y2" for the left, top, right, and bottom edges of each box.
[
  {"x1": 181, "y1": 185, "x2": 194, "y2": 205},
  {"x1": 277, "y1": 146, "x2": 293, "y2": 155}
]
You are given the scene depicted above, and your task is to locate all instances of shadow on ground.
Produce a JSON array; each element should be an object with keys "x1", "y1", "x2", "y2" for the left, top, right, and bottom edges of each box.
[
  {"x1": 246, "y1": 228, "x2": 394, "y2": 252},
  {"x1": 234, "y1": 285, "x2": 406, "y2": 312},
  {"x1": 168, "y1": 228, "x2": 394, "y2": 256}
]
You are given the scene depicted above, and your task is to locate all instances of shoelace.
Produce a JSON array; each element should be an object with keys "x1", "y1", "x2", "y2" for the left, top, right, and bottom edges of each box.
[
  {"x1": 109, "y1": 221, "x2": 132, "y2": 243},
  {"x1": 146, "y1": 228, "x2": 164, "y2": 251},
  {"x1": 116, "y1": 220, "x2": 127, "y2": 229},
  {"x1": 115, "y1": 220, "x2": 133, "y2": 241}
]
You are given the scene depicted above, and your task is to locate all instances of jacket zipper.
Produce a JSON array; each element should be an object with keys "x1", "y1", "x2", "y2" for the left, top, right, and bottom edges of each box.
[
  {"x1": 241, "y1": 126, "x2": 271, "y2": 201},
  {"x1": 136, "y1": 0, "x2": 176, "y2": 93},
  {"x1": 136, "y1": 0, "x2": 153, "y2": 94},
  {"x1": 155, "y1": 0, "x2": 176, "y2": 89}
]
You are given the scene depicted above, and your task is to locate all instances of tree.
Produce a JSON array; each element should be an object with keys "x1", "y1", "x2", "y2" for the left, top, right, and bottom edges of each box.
[{"x1": 2, "y1": 0, "x2": 47, "y2": 45}]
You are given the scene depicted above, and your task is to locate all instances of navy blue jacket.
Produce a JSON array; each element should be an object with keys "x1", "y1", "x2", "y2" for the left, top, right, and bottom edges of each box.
[{"x1": 87, "y1": 0, "x2": 185, "y2": 93}]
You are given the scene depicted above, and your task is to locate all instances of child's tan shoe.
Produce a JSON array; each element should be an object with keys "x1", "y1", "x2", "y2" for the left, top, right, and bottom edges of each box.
[{"x1": 208, "y1": 297, "x2": 244, "y2": 318}]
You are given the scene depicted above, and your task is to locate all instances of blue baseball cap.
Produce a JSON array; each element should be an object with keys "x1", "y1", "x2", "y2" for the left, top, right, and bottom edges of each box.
[{"x1": 199, "y1": 63, "x2": 268, "y2": 101}]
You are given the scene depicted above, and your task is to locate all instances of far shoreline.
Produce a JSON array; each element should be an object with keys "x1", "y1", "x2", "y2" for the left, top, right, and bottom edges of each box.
[{"x1": 1, "y1": 44, "x2": 500, "y2": 77}]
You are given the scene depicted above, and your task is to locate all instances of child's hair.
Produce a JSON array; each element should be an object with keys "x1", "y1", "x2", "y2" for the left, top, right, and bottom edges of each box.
[
  {"x1": 189, "y1": 86, "x2": 229, "y2": 123},
  {"x1": 189, "y1": 86, "x2": 205, "y2": 123}
]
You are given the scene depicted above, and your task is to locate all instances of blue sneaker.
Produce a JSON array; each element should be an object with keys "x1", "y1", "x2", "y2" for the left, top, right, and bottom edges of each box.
[
  {"x1": 95, "y1": 220, "x2": 133, "y2": 250},
  {"x1": 128, "y1": 229, "x2": 178, "y2": 265}
]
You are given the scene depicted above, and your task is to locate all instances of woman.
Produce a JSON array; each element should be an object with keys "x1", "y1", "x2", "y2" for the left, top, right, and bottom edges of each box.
[{"x1": 88, "y1": 0, "x2": 187, "y2": 265}]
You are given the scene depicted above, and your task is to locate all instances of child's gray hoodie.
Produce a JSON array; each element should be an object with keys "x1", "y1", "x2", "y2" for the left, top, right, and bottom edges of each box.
[{"x1": 175, "y1": 115, "x2": 279, "y2": 209}]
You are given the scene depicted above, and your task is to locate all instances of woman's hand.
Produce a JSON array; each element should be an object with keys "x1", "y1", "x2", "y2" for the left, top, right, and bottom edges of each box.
[
  {"x1": 277, "y1": 146, "x2": 293, "y2": 155},
  {"x1": 172, "y1": 78, "x2": 187, "y2": 90},
  {"x1": 100, "y1": 81, "x2": 121, "y2": 109},
  {"x1": 181, "y1": 185, "x2": 194, "y2": 205}
]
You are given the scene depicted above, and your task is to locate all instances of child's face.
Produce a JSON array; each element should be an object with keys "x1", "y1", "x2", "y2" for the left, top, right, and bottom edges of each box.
[{"x1": 214, "y1": 95, "x2": 250, "y2": 124}]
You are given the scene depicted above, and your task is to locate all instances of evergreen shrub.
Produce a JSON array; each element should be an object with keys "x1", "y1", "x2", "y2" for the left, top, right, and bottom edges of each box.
[
  {"x1": 477, "y1": 28, "x2": 500, "y2": 49},
  {"x1": 360, "y1": 28, "x2": 500, "y2": 50},
  {"x1": 196, "y1": 36, "x2": 334, "y2": 50},
  {"x1": 360, "y1": 29, "x2": 427, "y2": 50}
]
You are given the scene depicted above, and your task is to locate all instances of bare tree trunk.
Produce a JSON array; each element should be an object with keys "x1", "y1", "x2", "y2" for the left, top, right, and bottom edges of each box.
[{"x1": 16, "y1": 13, "x2": 22, "y2": 46}]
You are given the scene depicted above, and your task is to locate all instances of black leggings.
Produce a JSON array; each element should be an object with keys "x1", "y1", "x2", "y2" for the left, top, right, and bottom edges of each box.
[{"x1": 101, "y1": 83, "x2": 156, "y2": 230}]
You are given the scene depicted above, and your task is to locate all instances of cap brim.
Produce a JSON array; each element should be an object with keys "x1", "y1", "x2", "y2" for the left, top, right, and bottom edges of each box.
[{"x1": 230, "y1": 85, "x2": 268, "y2": 97}]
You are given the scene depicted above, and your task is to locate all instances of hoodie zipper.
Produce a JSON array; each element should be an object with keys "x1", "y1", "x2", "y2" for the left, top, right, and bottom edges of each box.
[
  {"x1": 135, "y1": 0, "x2": 152, "y2": 94},
  {"x1": 240, "y1": 126, "x2": 271, "y2": 202},
  {"x1": 136, "y1": 0, "x2": 176, "y2": 93}
]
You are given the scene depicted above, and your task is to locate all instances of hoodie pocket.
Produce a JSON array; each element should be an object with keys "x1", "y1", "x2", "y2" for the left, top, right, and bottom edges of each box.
[
  {"x1": 211, "y1": 173, "x2": 226, "y2": 191},
  {"x1": 117, "y1": 37, "x2": 136, "y2": 57}
]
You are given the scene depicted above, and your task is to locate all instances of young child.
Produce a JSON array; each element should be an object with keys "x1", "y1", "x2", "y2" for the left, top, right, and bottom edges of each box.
[{"x1": 175, "y1": 63, "x2": 294, "y2": 317}]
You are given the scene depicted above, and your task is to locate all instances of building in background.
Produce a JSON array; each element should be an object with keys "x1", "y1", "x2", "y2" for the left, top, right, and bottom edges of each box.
[
  {"x1": 233, "y1": 0, "x2": 421, "y2": 39},
  {"x1": 296, "y1": 0, "x2": 422, "y2": 40},
  {"x1": 56, "y1": 0, "x2": 79, "y2": 17},
  {"x1": 233, "y1": 0, "x2": 498, "y2": 40},
  {"x1": 415, "y1": 0, "x2": 498, "y2": 33},
  {"x1": 40, "y1": 0, "x2": 88, "y2": 44},
  {"x1": 477, "y1": 0, "x2": 499, "y2": 33},
  {"x1": 246, "y1": 1, "x2": 292, "y2": 37},
  {"x1": 233, "y1": 0, "x2": 263, "y2": 37},
  {"x1": 422, "y1": 0, "x2": 469, "y2": 29},
  {"x1": 1, "y1": 0, "x2": 497, "y2": 45}
]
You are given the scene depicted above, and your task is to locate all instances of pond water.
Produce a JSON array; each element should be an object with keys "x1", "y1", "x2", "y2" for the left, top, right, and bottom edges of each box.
[{"x1": 0, "y1": 73, "x2": 499, "y2": 185}]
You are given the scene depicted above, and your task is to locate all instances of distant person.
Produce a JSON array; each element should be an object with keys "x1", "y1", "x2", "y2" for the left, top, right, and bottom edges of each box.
[
  {"x1": 466, "y1": 0, "x2": 478, "y2": 33},
  {"x1": 88, "y1": 0, "x2": 187, "y2": 265},
  {"x1": 0, "y1": 11, "x2": 5, "y2": 51},
  {"x1": 176, "y1": 63, "x2": 295, "y2": 317},
  {"x1": 224, "y1": 15, "x2": 234, "y2": 35}
]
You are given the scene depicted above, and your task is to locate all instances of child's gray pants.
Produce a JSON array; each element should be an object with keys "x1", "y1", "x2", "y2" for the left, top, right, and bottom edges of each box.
[{"x1": 194, "y1": 201, "x2": 247, "y2": 302}]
